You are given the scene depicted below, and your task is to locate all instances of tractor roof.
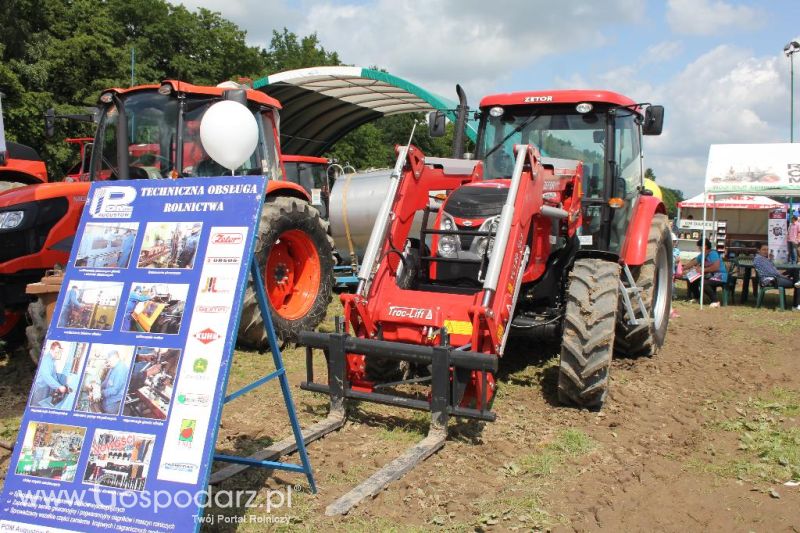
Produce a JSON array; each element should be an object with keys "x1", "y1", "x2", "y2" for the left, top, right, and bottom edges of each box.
[
  {"x1": 480, "y1": 90, "x2": 637, "y2": 109},
  {"x1": 101, "y1": 80, "x2": 282, "y2": 109}
]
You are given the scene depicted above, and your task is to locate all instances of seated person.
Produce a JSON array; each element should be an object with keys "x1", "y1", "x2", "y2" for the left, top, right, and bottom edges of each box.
[
  {"x1": 684, "y1": 238, "x2": 727, "y2": 307},
  {"x1": 753, "y1": 241, "x2": 800, "y2": 289}
]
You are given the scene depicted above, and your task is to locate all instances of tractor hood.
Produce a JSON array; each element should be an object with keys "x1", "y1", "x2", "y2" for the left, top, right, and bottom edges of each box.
[
  {"x1": 442, "y1": 180, "x2": 509, "y2": 219},
  {"x1": 0, "y1": 181, "x2": 90, "y2": 209}
]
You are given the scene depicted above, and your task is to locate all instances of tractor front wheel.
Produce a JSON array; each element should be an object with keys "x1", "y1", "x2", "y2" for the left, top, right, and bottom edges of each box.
[
  {"x1": 615, "y1": 214, "x2": 672, "y2": 357},
  {"x1": 558, "y1": 258, "x2": 620, "y2": 409},
  {"x1": 237, "y1": 196, "x2": 334, "y2": 347}
]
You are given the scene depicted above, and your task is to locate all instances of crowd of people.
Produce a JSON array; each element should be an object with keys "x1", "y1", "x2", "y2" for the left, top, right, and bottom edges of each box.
[{"x1": 674, "y1": 232, "x2": 800, "y2": 311}]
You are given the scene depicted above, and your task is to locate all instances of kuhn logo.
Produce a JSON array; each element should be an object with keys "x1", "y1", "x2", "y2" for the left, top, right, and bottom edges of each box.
[
  {"x1": 89, "y1": 186, "x2": 136, "y2": 218},
  {"x1": 206, "y1": 256, "x2": 240, "y2": 264},
  {"x1": 388, "y1": 306, "x2": 433, "y2": 320},
  {"x1": 523, "y1": 95, "x2": 553, "y2": 103},
  {"x1": 197, "y1": 305, "x2": 230, "y2": 314},
  {"x1": 211, "y1": 232, "x2": 243, "y2": 245},
  {"x1": 194, "y1": 328, "x2": 220, "y2": 344}
]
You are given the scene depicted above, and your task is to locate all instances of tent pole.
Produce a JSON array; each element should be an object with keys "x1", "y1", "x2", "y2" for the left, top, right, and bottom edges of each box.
[{"x1": 700, "y1": 192, "x2": 707, "y2": 310}]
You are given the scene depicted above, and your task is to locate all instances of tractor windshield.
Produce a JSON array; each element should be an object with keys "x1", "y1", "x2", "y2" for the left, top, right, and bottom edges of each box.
[
  {"x1": 91, "y1": 90, "x2": 279, "y2": 181},
  {"x1": 477, "y1": 105, "x2": 607, "y2": 197}
]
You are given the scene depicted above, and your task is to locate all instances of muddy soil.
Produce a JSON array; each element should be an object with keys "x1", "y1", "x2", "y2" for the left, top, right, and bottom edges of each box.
[{"x1": 1, "y1": 300, "x2": 799, "y2": 532}]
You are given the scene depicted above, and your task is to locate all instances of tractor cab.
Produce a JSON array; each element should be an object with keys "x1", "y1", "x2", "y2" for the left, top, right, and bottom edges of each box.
[
  {"x1": 472, "y1": 90, "x2": 663, "y2": 253},
  {"x1": 281, "y1": 155, "x2": 331, "y2": 218},
  {"x1": 89, "y1": 81, "x2": 285, "y2": 183}
]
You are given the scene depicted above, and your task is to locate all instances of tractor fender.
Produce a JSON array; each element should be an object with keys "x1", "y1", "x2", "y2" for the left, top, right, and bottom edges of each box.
[
  {"x1": 619, "y1": 195, "x2": 666, "y2": 266},
  {"x1": 264, "y1": 180, "x2": 311, "y2": 203}
]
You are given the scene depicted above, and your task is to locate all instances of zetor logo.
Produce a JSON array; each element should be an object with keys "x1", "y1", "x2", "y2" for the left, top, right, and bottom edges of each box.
[
  {"x1": 388, "y1": 306, "x2": 433, "y2": 320},
  {"x1": 194, "y1": 328, "x2": 221, "y2": 344},
  {"x1": 212, "y1": 232, "x2": 243, "y2": 245},
  {"x1": 523, "y1": 95, "x2": 553, "y2": 103},
  {"x1": 89, "y1": 186, "x2": 136, "y2": 218}
]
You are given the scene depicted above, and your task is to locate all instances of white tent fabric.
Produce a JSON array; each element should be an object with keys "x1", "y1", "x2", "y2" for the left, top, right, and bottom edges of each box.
[{"x1": 678, "y1": 194, "x2": 784, "y2": 209}]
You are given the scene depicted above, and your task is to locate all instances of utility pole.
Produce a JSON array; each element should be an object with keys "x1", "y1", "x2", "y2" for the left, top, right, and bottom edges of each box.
[{"x1": 784, "y1": 39, "x2": 800, "y2": 142}]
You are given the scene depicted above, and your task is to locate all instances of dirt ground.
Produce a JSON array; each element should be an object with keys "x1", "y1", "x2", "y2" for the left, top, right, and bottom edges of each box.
[{"x1": 1, "y1": 295, "x2": 799, "y2": 532}]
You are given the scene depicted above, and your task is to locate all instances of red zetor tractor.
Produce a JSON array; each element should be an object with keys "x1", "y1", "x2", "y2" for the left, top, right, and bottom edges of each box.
[
  {"x1": 299, "y1": 90, "x2": 668, "y2": 514},
  {"x1": 15, "y1": 81, "x2": 334, "y2": 360}
]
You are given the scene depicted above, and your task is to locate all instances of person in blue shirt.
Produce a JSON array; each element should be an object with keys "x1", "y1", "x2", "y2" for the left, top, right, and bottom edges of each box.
[
  {"x1": 118, "y1": 230, "x2": 136, "y2": 268},
  {"x1": 30, "y1": 341, "x2": 67, "y2": 406},
  {"x1": 684, "y1": 238, "x2": 727, "y2": 307},
  {"x1": 100, "y1": 350, "x2": 129, "y2": 414},
  {"x1": 63, "y1": 285, "x2": 82, "y2": 326},
  {"x1": 753, "y1": 242, "x2": 800, "y2": 289},
  {"x1": 122, "y1": 285, "x2": 150, "y2": 331}
]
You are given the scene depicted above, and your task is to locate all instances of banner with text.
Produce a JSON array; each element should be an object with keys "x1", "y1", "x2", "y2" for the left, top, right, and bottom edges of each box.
[{"x1": 0, "y1": 176, "x2": 265, "y2": 533}]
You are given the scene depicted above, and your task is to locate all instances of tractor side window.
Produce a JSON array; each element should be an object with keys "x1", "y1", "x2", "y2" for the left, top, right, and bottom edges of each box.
[
  {"x1": 261, "y1": 112, "x2": 283, "y2": 180},
  {"x1": 614, "y1": 111, "x2": 640, "y2": 199},
  {"x1": 93, "y1": 106, "x2": 120, "y2": 181}
]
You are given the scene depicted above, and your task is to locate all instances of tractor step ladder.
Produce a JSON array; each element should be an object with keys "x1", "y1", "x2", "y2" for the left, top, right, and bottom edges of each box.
[{"x1": 619, "y1": 263, "x2": 649, "y2": 326}]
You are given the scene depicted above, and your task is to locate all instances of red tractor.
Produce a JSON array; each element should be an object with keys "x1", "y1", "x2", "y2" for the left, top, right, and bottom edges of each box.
[
  {"x1": 301, "y1": 88, "x2": 668, "y2": 481},
  {"x1": 3, "y1": 81, "x2": 335, "y2": 361}
]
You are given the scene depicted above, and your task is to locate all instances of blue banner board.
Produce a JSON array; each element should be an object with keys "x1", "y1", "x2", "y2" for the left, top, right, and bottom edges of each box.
[{"x1": 0, "y1": 176, "x2": 266, "y2": 532}]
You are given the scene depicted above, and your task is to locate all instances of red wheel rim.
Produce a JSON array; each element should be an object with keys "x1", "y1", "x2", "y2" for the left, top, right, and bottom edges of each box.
[{"x1": 265, "y1": 229, "x2": 321, "y2": 320}]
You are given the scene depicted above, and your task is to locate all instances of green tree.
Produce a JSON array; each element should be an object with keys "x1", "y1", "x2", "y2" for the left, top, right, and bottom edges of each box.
[
  {"x1": 644, "y1": 167, "x2": 656, "y2": 181},
  {"x1": 264, "y1": 28, "x2": 340, "y2": 74}
]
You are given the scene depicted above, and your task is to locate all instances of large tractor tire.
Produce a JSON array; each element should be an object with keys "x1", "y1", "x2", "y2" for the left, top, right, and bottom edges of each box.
[
  {"x1": 558, "y1": 259, "x2": 620, "y2": 409},
  {"x1": 615, "y1": 213, "x2": 673, "y2": 358},
  {"x1": 237, "y1": 197, "x2": 334, "y2": 347}
]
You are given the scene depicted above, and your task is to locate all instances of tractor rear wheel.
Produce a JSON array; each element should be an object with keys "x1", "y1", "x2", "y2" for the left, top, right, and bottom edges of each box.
[
  {"x1": 558, "y1": 258, "x2": 620, "y2": 409},
  {"x1": 615, "y1": 214, "x2": 672, "y2": 357},
  {"x1": 237, "y1": 196, "x2": 334, "y2": 347}
]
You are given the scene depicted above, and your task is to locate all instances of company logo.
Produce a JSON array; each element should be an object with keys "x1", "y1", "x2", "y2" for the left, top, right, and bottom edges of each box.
[
  {"x1": 523, "y1": 95, "x2": 553, "y2": 103},
  {"x1": 89, "y1": 186, "x2": 137, "y2": 218},
  {"x1": 192, "y1": 358, "x2": 208, "y2": 373},
  {"x1": 178, "y1": 419, "x2": 196, "y2": 447},
  {"x1": 211, "y1": 232, "x2": 243, "y2": 245},
  {"x1": 461, "y1": 220, "x2": 473, "y2": 227},
  {"x1": 177, "y1": 393, "x2": 210, "y2": 407},
  {"x1": 206, "y1": 256, "x2": 240, "y2": 265},
  {"x1": 387, "y1": 306, "x2": 433, "y2": 320},
  {"x1": 197, "y1": 304, "x2": 230, "y2": 314},
  {"x1": 194, "y1": 328, "x2": 221, "y2": 345},
  {"x1": 162, "y1": 462, "x2": 199, "y2": 474},
  {"x1": 200, "y1": 276, "x2": 235, "y2": 293}
]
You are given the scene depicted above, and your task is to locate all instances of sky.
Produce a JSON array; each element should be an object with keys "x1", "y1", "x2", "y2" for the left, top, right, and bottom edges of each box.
[{"x1": 177, "y1": 0, "x2": 800, "y2": 196}]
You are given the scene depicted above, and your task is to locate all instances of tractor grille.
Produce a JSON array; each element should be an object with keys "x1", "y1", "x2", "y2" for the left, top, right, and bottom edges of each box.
[
  {"x1": 443, "y1": 186, "x2": 507, "y2": 218},
  {"x1": 0, "y1": 198, "x2": 69, "y2": 264}
]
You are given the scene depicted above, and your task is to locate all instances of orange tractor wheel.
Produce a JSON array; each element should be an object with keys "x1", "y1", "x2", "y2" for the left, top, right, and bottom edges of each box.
[{"x1": 238, "y1": 196, "x2": 334, "y2": 346}]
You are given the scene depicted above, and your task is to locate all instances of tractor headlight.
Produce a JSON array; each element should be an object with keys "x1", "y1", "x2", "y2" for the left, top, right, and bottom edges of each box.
[
  {"x1": 475, "y1": 216, "x2": 500, "y2": 257},
  {"x1": 437, "y1": 213, "x2": 460, "y2": 258},
  {"x1": 0, "y1": 210, "x2": 24, "y2": 229}
]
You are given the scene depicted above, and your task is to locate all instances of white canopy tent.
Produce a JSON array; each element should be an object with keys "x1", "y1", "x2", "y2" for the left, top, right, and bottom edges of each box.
[
  {"x1": 698, "y1": 143, "x2": 800, "y2": 308},
  {"x1": 678, "y1": 193, "x2": 784, "y2": 236}
]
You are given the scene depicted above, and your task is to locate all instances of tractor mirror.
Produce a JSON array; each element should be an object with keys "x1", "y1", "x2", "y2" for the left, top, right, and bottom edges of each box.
[
  {"x1": 592, "y1": 130, "x2": 605, "y2": 144},
  {"x1": 643, "y1": 105, "x2": 664, "y2": 135},
  {"x1": 45, "y1": 109, "x2": 56, "y2": 138},
  {"x1": 428, "y1": 111, "x2": 446, "y2": 138},
  {"x1": 223, "y1": 88, "x2": 248, "y2": 107}
]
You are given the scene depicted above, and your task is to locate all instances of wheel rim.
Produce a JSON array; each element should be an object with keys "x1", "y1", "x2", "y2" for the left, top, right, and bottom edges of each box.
[
  {"x1": 652, "y1": 246, "x2": 670, "y2": 330},
  {"x1": 265, "y1": 229, "x2": 321, "y2": 320}
]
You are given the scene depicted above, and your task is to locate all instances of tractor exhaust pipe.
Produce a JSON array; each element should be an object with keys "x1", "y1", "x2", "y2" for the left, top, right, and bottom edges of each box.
[
  {"x1": 0, "y1": 92, "x2": 7, "y2": 165},
  {"x1": 451, "y1": 84, "x2": 468, "y2": 159},
  {"x1": 481, "y1": 144, "x2": 530, "y2": 307}
]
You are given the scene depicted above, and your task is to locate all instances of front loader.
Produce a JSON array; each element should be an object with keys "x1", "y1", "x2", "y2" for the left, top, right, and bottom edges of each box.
[{"x1": 294, "y1": 89, "x2": 670, "y2": 514}]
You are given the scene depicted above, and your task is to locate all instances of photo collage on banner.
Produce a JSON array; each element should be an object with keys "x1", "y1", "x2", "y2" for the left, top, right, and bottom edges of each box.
[{"x1": 1, "y1": 177, "x2": 266, "y2": 532}]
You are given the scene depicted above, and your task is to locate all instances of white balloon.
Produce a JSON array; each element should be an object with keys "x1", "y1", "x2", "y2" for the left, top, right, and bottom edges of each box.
[{"x1": 199, "y1": 100, "x2": 259, "y2": 171}]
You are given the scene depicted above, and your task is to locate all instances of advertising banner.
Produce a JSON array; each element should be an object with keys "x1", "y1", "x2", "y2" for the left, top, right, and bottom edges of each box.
[
  {"x1": 704, "y1": 143, "x2": 800, "y2": 195},
  {"x1": 768, "y1": 208, "x2": 789, "y2": 263},
  {"x1": 0, "y1": 176, "x2": 265, "y2": 532}
]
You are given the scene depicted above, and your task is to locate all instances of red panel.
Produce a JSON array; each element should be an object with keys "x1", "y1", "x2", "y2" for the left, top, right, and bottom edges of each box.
[
  {"x1": 619, "y1": 195, "x2": 666, "y2": 266},
  {"x1": 105, "y1": 80, "x2": 282, "y2": 109},
  {"x1": 265, "y1": 180, "x2": 311, "y2": 202},
  {"x1": 480, "y1": 90, "x2": 637, "y2": 110}
]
